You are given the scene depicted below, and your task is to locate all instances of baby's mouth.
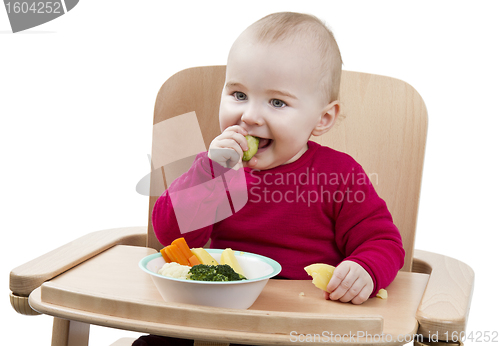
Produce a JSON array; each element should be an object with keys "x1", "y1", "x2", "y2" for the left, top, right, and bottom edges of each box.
[{"x1": 257, "y1": 138, "x2": 273, "y2": 150}]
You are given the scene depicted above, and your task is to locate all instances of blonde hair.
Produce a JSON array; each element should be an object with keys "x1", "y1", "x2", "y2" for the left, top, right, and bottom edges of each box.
[{"x1": 247, "y1": 12, "x2": 343, "y2": 103}]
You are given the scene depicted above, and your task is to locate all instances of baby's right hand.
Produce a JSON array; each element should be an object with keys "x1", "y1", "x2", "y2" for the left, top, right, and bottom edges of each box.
[
  {"x1": 208, "y1": 125, "x2": 248, "y2": 169},
  {"x1": 324, "y1": 260, "x2": 373, "y2": 305}
]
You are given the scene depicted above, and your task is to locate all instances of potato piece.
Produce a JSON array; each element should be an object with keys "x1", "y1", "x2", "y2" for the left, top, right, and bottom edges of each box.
[
  {"x1": 304, "y1": 263, "x2": 335, "y2": 292},
  {"x1": 242, "y1": 135, "x2": 259, "y2": 161},
  {"x1": 190, "y1": 248, "x2": 218, "y2": 265},
  {"x1": 376, "y1": 289, "x2": 388, "y2": 299},
  {"x1": 220, "y1": 248, "x2": 245, "y2": 276}
]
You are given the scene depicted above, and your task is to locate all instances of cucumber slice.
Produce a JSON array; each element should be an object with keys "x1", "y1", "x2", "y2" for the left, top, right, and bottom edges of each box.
[{"x1": 242, "y1": 135, "x2": 259, "y2": 161}]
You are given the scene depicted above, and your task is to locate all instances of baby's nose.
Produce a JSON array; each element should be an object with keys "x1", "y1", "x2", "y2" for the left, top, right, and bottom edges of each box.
[{"x1": 241, "y1": 104, "x2": 264, "y2": 126}]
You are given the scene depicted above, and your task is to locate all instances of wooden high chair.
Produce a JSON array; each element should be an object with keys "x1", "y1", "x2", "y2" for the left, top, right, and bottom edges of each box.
[{"x1": 10, "y1": 66, "x2": 474, "y2": 346}]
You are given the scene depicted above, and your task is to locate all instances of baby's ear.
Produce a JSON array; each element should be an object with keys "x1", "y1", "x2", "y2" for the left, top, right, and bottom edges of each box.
[{"x1": 311, "y1": 100, "x2": 340, "y2": 136}]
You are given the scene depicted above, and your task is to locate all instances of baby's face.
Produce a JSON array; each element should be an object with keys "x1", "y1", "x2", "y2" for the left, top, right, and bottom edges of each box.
[{"x1": 219, "y1": 33, "x2": 330, "y2": 170}]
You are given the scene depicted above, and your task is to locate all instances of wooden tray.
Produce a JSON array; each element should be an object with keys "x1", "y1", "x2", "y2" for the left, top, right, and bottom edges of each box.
[{"x1": 29, "y1": 245, "x2": 429, "y2": 345}]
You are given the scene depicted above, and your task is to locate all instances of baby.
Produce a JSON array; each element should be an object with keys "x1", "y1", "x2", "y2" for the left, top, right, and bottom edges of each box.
[
  {"x1": 136, "y1": 11, "x2": 405, "y2": 346},
  {"x1": 154, "y1": 12, "x2": 404, "y2": 307}
]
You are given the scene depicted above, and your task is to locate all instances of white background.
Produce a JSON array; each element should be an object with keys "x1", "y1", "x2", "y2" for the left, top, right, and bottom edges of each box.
[{"x1": 2, "y1": 1, "x2": 499, "y2": 345}]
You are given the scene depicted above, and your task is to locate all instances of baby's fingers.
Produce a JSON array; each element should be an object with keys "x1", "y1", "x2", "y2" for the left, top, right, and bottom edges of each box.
[
  {"x1": 217, "y1": 129, "x2": 249, "y2": 152},
  {"x1": 350, "y1": 286, "x2": 372, "y2": 305},
  {"x1": 210, "y1": 147, "x2": 240, "y2": 168},
  {"x1": 221, "y1": 126, "x2": 248, "y2": 148},
  {"x1": 223, "y1": 125, "x2": 248, "y2": 136},
  {"x1": 338, "y1": 278, "x2": 366, "y2": 303},
  {"x1": 327, "y1": 265, "x2": 358, "y2": 301},
  {"x1": 326, "y1": 262, "x2": 350, "y2": 294}
]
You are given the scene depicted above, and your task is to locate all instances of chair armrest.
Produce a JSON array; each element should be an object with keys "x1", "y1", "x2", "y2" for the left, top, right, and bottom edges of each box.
[
  {"x1": 10, "y1": 226, "x2": 147, "y2": 297},
  {"x1": 412, "y1": 249, "x2": 474, "y2": 340}
]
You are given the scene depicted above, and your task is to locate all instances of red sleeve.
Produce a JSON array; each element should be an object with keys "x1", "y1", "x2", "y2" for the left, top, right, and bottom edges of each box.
[
  {"x1": 334, "y1": 164, "x2": 405, "y2": 297},
  {"x1": 152, "y1": 152, "x2": 235, "y2": 247}
]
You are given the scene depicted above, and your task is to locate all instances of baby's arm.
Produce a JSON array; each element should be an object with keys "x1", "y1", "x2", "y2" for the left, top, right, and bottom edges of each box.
[
  {"x1": 324, "y1": 261, "x2": 373, "y2": 305},
  {"x1": 329, "y1": 162, "x2": 405, "y2": 303},
  {"x1": 153, "y1": 126, "x2": 251, "y2": 246},
  {"x1": 152, "y1": 153, "x2": 215, "y2": 247}
]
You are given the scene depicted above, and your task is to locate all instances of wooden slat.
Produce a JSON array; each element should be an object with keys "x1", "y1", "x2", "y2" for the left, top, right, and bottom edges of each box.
[
  {"x1": 30, "y1": 245, "x2": 429, "y2": 345},
  {"x1": 414, "y1": 250, "x2": 474, "y2": 338},
  {"x1": 10, "y1": 227, "x2": 146, "y2": 296}
]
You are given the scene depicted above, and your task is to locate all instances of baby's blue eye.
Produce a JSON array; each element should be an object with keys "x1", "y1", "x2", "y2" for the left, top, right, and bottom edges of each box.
[
  {"x1": 234, "y1": 92, "x2": 247, "y2": 101},
  {"x1": 271, "y1": 99, "x2": 286, "y2": 108}
]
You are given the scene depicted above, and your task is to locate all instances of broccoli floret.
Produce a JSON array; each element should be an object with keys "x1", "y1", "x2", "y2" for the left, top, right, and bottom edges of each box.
[
  {"x1": 212, "y1": 273, "x2": 229, "y2": 282},
  {"x1": 215, "y1": 264, "x2": 247, "y2": 281},
  {"x1": 187, "y1": 264, "x2": 246, "y2": 282},
  {"x1": 188, "y1": 264, "x2": 218, "y2": 281}
]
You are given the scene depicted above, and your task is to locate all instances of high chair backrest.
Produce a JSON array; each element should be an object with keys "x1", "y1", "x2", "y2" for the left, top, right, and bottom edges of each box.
[{"x1": 147, "y1": 66, "x2": 427, "y2": 271}]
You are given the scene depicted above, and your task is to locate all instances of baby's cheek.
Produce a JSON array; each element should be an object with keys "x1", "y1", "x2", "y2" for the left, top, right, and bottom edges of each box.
[{"x1": 218, "y1": 101, "x2": 234, "y2": 125}]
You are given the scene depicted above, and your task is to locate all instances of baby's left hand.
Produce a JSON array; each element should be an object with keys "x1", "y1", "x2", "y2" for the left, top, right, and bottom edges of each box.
[{"x1": 324, "y1": 260, "x2": 373, "y2": 305}]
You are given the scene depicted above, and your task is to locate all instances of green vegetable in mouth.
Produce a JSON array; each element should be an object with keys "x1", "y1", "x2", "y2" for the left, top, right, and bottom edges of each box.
[{"x1": 242, "y1": 135, "x2": 259, "y2": 161}]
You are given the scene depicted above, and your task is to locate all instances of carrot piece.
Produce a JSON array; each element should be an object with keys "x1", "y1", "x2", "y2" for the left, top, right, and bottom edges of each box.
[
  {"x1": 172, "y1": 237, "x2": 194, "y2": 260},
  {"x1": 168, "y1": 244, "x2": 190, "y2": 266},
  {"x1": 165, "y1": 246, "x2": 177, "y2": 263},
  {"x1": 188, "y1": 254, "x2": 201, "y2": 266},
  {"x1": 160, "y1": 248, "x2": 171, "y2": 263}
]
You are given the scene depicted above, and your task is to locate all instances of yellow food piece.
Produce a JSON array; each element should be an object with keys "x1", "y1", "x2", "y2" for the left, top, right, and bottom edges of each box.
[
  {"x1": 376, "y1": 289, "x2": 388, "y2": 299},
  {"x1": 305, "y1": 263, "x2": 389, "y2": 300},
  {"x1": 220, "y1": 248, "x2": 245, "y2": 276},
  {"x1": 304, "y1": 263, "x2": 335, "y2": 292},
  {"x1": 190, "y1": 248, "x2": 218, "y2": 265}
]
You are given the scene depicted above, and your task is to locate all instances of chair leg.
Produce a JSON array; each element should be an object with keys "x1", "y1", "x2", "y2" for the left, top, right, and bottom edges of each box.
[{"x1": 51, "y1": 317, "x2": 90, "y2": 346}]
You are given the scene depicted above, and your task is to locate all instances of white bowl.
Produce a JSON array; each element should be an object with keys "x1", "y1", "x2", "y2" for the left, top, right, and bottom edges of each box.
[{"x1": 139, "y1": 249, "x2": 282, "y2": 309}]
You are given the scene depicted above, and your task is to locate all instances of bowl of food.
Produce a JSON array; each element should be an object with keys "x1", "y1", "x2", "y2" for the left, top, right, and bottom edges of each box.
[{"x1": 139, "y1": 243, "x2": 281, "y2": 309}]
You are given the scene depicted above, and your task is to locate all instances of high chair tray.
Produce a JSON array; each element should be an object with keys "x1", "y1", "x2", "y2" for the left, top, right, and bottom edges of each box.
[{"x1": 29, "y1": 245, "x2": 429, "y2": 345}]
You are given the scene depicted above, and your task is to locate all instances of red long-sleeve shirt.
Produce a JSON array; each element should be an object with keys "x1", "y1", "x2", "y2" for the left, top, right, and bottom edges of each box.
[{"x1": 152, "y1": 141, "x2": 405, "y2": 296}]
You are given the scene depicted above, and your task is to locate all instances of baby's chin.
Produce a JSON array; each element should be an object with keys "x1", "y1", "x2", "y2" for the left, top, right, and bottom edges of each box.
[
  {"x1": 242, "y1": 156, "x2": 258, "y2": 168},
  {"x1": 245, "y1": 155, "x2": 287, "y2": 171},
  {"x1": 245, "y1": 142, "x2": 308, "y2": 170}
]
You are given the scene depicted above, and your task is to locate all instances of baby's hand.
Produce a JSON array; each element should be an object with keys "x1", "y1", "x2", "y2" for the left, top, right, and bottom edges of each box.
[
  {"x1": 324, "y1": 260, "x2": 373, "y2": 305},
  {"x1": 208, "y1": 125, "x2": 249, "y2": 169}
]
